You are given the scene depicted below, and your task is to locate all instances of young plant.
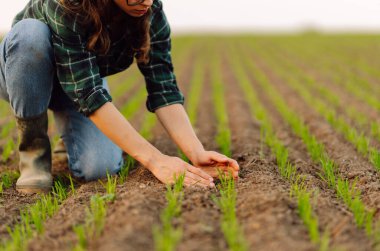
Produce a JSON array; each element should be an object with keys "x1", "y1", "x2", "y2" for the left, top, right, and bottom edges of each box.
[
  {"x1": 153, "y1": 174, "x2": 185, "y2": 251},
  {"x1": 1, "y1": 180, "x2": 68, "y2": 250},
  {"x1": 2, "y1": 138, "x2": 15, "y2": 162},
  {"x1": 211, "y1": 55, "x2": 232, "y2": 157},
  {"x1": 291, "y1": 181, "x2": 320, "y2": 244},
  {"x1": 118, "y1": 155, "x2": 135, "y2": 184},
  {"x1": 1, "y1": 170, "x2": 20, "y2": 189},
  {"x1": 241, "y1": 42, "x2": 380, "y2": 243},
  {"x1": 68, "y1": 174, "x2": 76, "y2": 196},
  {"x1": 214, "y1": 171, "x2": 248, "y2": 251},
  {"x1": 99, "y1": 171, "x2": 117, "y2": 202}
]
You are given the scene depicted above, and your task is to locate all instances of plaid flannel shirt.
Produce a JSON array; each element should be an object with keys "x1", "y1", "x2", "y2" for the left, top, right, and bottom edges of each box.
[{"x1": 12, "y1": 0, "x2": 184, "y2": 116}]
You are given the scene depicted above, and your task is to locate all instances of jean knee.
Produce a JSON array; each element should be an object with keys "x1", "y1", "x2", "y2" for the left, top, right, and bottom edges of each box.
[
  {"x1": 5, "y1": 19, "x2": 54, "y2": 118},
  {"x1": 70, "y1": 149, "x2": 124, "y2": 181},
  {"x1": 8, "y1": 19, "x2": 53, "y2": 62}
]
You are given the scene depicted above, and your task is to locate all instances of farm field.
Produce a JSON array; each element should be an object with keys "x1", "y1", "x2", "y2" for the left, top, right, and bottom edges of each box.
[{"x1": 1, "y1": 34, "x2": 380, "y2": 251}]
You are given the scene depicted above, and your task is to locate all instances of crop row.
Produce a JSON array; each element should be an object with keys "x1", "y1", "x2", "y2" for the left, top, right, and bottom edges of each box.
[
  {"x1": 227, "y1": 41, "x2": 327, "y2": 249},
  {"x1": 240, "y1": 40, "x2": 380, "y2": 245},
  {"x1": 259, "y1": 42, "x2": 380, "y2": 172}
]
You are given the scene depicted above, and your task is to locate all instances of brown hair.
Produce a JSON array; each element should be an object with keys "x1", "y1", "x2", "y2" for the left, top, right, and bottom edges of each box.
[{"x1": 60, "y1": 0, "x2": 151, "y2": 64}]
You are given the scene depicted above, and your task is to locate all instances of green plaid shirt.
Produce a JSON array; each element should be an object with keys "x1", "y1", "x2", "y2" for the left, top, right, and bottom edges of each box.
[{"x1": 13, "y1": 0, "x2": 184, "y2": 116}]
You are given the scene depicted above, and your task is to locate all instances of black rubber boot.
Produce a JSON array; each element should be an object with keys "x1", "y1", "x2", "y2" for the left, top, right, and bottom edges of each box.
[{"x1": 15, "y1": 112, "x2": 52, "y2": 194}]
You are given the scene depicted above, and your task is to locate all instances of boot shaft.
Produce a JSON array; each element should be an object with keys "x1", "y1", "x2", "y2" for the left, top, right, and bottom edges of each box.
[{"x1": 15, "y1": 113, "x2": 52, "y2": 193}]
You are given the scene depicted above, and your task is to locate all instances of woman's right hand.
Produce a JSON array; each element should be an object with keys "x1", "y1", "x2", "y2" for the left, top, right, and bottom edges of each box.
[{"x1": 146, "y1": 154, "x2": 215, "y2": 188}]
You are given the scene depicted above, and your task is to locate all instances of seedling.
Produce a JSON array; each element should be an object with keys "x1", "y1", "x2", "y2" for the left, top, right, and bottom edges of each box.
[
  {"x1": 153, "y1": 174, "x2": 185, "y2": 251},
  {"x1": 68, "y1": 174, "x2": 76, "y2": 195},
  {"x1": 119, "y1": 156, "x2": 135, "y2": 184},
  {"x1": 240, "y1": 42, "x2": 379, "y2": 244},
  {"x1": 214, "y1": 171, "x2": 248, "y2": 251},
  {"x1": 1, "y1": 170, "x2": 19, "y2": 189},
  {"x1": 99, "y1": 171, "x2": 117, "y2": 202},
  {"x1": 2, "y1": 138, "x2": 15, "y2": 162}
]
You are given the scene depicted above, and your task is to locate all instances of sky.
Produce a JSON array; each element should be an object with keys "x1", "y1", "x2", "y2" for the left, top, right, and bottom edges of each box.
[{"x1": 1, "y1": 0, "x2": 380, "y2": 33}]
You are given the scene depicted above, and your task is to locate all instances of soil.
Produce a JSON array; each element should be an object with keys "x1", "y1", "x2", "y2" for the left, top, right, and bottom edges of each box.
[
  {"x1": 233, "y1": 51, "x2": 374, "y2": 250},
  {"x1": 1, "y1": 37, "x2": 379, "y2": 251}
]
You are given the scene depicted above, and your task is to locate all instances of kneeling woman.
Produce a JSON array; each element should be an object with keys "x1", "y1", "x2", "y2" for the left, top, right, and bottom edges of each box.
[{"x1": 0, "y1": 0, "x2": 239, "y2": 193}]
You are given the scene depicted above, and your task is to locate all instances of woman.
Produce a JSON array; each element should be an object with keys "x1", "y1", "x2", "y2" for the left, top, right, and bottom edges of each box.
[{"x1": 0, "y1": 0, "x2": 239, "y2": 194}]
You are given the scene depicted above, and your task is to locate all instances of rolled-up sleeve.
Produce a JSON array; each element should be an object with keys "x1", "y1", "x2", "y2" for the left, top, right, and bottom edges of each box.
[
  {"x1": 45, "y1": 0, "x2": 112, "y2": 116},
  {"x1": 137, "y1": 1, "x2": 185, "y2": 113}
]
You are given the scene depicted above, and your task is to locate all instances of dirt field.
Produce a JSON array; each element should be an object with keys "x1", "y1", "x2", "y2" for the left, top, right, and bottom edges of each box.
[{"x1": 1, "y1": 35, "x2": 380, "y2": 251}]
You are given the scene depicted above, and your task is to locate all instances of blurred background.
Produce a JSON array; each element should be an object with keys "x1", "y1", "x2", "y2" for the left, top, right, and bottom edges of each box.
[{"x1": 1, "y1": 0, "x2": 380, "y2": 34}]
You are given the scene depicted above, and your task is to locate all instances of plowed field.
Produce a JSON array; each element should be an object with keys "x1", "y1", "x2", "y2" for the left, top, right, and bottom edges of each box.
[{"x1": 1, "y1": 35, "x2": 380, "y2": 251}]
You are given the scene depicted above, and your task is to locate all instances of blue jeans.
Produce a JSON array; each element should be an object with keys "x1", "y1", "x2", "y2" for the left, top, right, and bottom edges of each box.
[{"x1": 0, "y1": 19, "x2": 123, "y2": 181}]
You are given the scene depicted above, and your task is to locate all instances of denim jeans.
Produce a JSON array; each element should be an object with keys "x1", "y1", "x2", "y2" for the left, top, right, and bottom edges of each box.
[{"x1": 0, "y1": 19, "x2": 123, "y2": 181}]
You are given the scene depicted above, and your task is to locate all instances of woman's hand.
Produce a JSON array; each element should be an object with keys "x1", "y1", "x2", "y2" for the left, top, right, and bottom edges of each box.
[
  {"x1": 145, "y1": 154, "x2": 215, "y2": 188},
  {"x1": 190, "y1": 150, "x2": 240, "y2": 179}
]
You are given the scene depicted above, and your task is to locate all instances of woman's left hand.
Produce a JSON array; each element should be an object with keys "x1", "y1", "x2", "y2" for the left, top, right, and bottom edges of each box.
[{"x1": 190, "y1": 150, "x2": 239, "y2": 180}]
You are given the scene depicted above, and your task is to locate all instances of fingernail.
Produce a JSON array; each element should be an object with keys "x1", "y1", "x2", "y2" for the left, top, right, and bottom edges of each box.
[{"x1": 210, "y1": 182, "x2": 215, "y2": 188}]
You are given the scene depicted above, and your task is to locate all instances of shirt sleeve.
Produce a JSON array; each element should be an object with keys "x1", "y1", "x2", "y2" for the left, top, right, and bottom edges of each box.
[
  {"x1": 137, "y1": 0, "x2": 185, "y2": 113},
  {"x1": 45, "y1": 0, "x2": 112, "y2": 116}
]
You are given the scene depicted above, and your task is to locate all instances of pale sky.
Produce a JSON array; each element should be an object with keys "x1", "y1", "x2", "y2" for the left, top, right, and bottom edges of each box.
[{"x1": 1, "y1": 0, "x2": 380, "y2": 33}]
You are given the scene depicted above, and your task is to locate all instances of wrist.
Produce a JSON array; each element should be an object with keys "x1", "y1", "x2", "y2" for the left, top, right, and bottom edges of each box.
[
  {"x1": 186, "y1": 147, "x2": 205, "y2": 164},
  {"x1": 134, "y1": 148, "x2": 163, "y2": 171}
]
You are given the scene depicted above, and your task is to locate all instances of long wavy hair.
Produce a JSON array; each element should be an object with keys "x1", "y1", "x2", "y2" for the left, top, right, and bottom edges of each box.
[{"x1": 60, "y1": 0, "x2": 151, "y2": 64}]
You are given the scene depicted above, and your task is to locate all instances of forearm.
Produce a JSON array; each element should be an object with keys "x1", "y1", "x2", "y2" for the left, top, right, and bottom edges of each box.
[
  {"x1": 155, "y1": 104, "x2": 204, "y2": 162},
  {"x1": 89, "y1": 102, "x2": 162, "y2": 168}
]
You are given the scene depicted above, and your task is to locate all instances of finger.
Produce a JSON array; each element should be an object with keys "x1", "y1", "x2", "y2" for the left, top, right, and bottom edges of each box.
[
  {"x1": 218, "y1": 166, "x2": 239, "y2": 179},
  {"x1": 228, "y1": 159, "x2": 240, "y2": 171},
  {"x1": 184, "y1": 176, "x2": 213, "y2": 188},
  {"x1": 209, "y1": 152, "x2": 240, "y2": 171},
  {"x1": 209, "y1": 151, "x2": 230, "y2": 163},
  {"x1": 186, "y1": 171, "x2": 213, "y2": 187},
  {"x1": 187, "y1": 164, "x2": 214, "y2": 182}
]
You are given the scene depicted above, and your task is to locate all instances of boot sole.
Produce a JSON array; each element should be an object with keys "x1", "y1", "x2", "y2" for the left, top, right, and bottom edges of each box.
[{"x1": 16, "y1": 186, "x2": 51, "y2": 194}]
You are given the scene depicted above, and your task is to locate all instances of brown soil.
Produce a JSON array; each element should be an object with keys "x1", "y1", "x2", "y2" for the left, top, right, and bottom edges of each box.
[
  {"x1": 233, "y1": 51, "x2": 374, "y2": 250},
  {"x1": 244, "y1": 49, "x2": 379, "y2": 248},
  {"x1": 221, "y1": 56, "x2": 316, "y2": 251},
  {"x1": 274, "y1": 46, "x2": 380, "y2": 147},
  {"x1": 0, "y1": 189, "x2": 40, "y2": 240},
  {"x1": 177, "y1": 68, "x2": 225, "y2": 251},
  {"x1": 2, "y1": 37, "x2": 379, "y2": 251}
]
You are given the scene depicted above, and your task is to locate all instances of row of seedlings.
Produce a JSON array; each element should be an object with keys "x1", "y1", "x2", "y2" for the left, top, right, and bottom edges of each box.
[
  {"x1": 259, "y1": 43, "x2": 380, "y2": 172},
  {"x1": 240, "y1": 41, "x2": 380, "y2": 245},
  {"x1": 210, "y1": 47, "x2": 248, "y2": 251},
  {"x1": 152, "y1": 41, "x2": 204, "y2": 250},
  {"x1": 1, "y1": 180, "x2": 73, "y2": 250},
  {"x1": 227, "y1": 42, "x2": 327, "y2": 250},
  {"x1": 73, "y1": 172, "x2": 118, "y2": 250},
  {"x1": 275, "y1": 37, "x2": 380, "y2": 114},
  {"x1": 271, "y1": 44, "x2": 380, "y2": 143}
]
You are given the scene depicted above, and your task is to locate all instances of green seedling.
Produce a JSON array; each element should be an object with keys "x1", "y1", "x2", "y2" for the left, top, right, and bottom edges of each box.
[
  {"x1": 53, "y1": 180, "x2": 69, "y2": 203},
  {"x1": 99, "y1": 172, "x2": 117, "y2": 202},
  {"x1": 211, "y1": 55, "x2": 232, "y2": 158},
  {"x1": 73, "y1": 225, "x2": 87, "y2": 251},
  {"x1": 2, "y1": 138, "x2": 15, "y2": 162},
  {"x1": 87, "y1": 195, "x2": 107, "y2": 237},
  {"x1": 214, "y1": 171, "x2": 248, "y2": 251},
  {"x1": 119, "y1": 156, "x2": 135, "y2": 184},
  {"x1": 241, "y1": 41, "x2": 379, "y2": 244},
  {"x1": 2, "y1": 180, "x2": 68, "y2": 250},
  {"x1": 153, "y1": 174, "x2": 185, "y2": 251},
  {"x1": 1, "y1": 170, "x2": 19, "y2": 189},
  {"x1": 68, "y1": 174, "x2": 76, "y2": 195},
  {"x1": 291, "y1": 181, "x2": 320, "y2": 244}
]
